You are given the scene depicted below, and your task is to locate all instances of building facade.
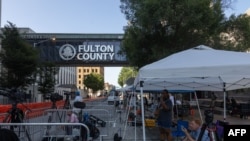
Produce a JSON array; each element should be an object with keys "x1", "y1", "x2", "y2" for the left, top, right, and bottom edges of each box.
[{"x1": 0, "y1": 28, "x2": 126, "y2": 102}]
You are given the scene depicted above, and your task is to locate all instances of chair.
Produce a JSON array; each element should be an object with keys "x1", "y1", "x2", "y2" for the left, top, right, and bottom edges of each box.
[
  {"x1": 172, "y1": 120, "x2": 189, "y2": 140},
  {"x1": 216, "y1": 120, "x2": 229, "y2": 140}
]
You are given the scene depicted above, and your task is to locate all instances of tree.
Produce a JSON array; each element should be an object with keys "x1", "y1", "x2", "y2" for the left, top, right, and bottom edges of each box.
[
  {"x1": 120, "y1": 0, "x2": 250, "y2": 69},
  {"x1": 83, "y1": 73, "x2": 104, "y2": 95},
  {"x1": 37, "y1": 62, "x2": 58, "y2": 99},
  {"x1": 0, "y1": 22, "x2": 39, "y2": 89},
  {"x1": 118, "y1": 67, "x2": 137, "y2": 87}
]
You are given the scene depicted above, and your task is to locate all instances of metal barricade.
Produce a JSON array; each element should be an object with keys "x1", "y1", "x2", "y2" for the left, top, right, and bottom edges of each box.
[
  {"x1": 83, "y1": 104, "x2": 125, "y2": 141},
  {"x1": 43, "y1": 108, "x2": 113, "y2": 141},
  {"x1": 39, "y1": 100, "x2": 125, "y2": 141},
  {"x1": 43, "y1": 109, "x2": 68, "y2": 123},
  {"x1": 80, "y1": 109, "x2": 112, "y2": 137},
  {"x1": 24, "y1": 108, "x2": 48, "y2": 123},
  {"x1": 0, "y1": 123, "x2": 90, "y2": 141}
]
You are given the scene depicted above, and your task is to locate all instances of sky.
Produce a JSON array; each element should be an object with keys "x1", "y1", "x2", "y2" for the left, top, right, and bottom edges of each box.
[{"x1": 1, "y1": 0, "x2": 250, "y2": 87}]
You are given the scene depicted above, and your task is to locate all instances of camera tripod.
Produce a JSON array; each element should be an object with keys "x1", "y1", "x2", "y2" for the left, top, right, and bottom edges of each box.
[
  {"x1": 58, "y1": 93, "x2": 72, "y2": 123},
  {"x1": 63, "y1": 93, "x2": 72, "y2": 109},
  {"x1": 45, "y1": 100, "x2": 61, "y2": 136},
  {"x1": 0, "y1": 94, "x2": 32, "y2": 141},
  {"x1": 48, "y1": 92, "x2": 72, "y2": 123},
  {"x1": 0, "y1": 88, "x2": 32, "y2": 141},
  {"x1": 201, "y1": 109, "x2": 220, "y2": 141},
  {"x1": 44, "y1": 92, "x2": 73, "y2": 136}
]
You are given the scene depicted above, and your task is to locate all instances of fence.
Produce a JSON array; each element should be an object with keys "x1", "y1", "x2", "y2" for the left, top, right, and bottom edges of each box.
[
  {"x1": 0, "y1": 98, "x2": 123, "y2": 141},
  {"x1": 0, "y1": 123, "x2": 90, "y2": 141},
  {"x1": 43, "y1": 107, "x2": 115, "y2": 141}
]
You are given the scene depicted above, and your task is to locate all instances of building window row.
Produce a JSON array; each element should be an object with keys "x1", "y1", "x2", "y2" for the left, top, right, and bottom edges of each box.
[{"x1": 79, "y1": 68, "x2": 98, "y2": 73}]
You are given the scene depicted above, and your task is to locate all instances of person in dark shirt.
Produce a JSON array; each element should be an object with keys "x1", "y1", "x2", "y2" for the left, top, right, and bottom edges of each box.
[
  {"x1": 231, "y1": 97, "x2": 237, "y2": 108},
  {"x1": 157, "y1": 89, "x2": 173, "y2": 141}
]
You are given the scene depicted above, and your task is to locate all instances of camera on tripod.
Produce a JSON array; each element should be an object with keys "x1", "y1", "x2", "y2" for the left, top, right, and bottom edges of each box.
[
  {"x1": 204, "y1": 109, "x2": 214, "y2": 126},
  {"x1": 50, "y1": 93, "x2": 63, "y2": 102},
  {"x1": 203, "y1": 109, "x2": 220, "y2": 141}
]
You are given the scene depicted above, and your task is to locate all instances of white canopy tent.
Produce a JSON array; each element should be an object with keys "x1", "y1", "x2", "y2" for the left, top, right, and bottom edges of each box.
[{"x1": 134, "y1": 45, "x2": 250, "y2": 141}]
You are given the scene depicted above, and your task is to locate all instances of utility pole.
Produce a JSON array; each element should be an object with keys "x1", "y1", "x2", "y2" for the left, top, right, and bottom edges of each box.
[{"x1": 0, "y1": 0, "x2": 2, "y2": 75}]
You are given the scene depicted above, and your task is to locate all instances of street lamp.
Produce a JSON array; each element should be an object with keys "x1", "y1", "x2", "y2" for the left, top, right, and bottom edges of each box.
[
  {"x1": 32, "y1": 37, "x2": 56, "y2": 102},
  {"x1": 33, "y1": 37, "x2": 56, "y2": 47}
]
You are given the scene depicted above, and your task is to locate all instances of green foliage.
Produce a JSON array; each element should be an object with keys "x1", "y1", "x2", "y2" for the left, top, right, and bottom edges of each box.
[
  {"x1": 37, "y1": 62, "x2": 58, "y2": 98},
  {"x1": 83, "y1": 73, "x2": 104, "y2": 93},
  {"x1": 118, "y1": 67, "x2": 137, "y2": 87},
  {"x1": 120, "y1": 0, "x2": 250, "y2": 68},
  {"x1": 0, "y1": 22, "x2": 39, "y2": 88}
]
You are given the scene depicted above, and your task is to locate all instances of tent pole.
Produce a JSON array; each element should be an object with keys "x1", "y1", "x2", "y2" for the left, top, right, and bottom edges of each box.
[
  {"x1": 194, "y1": 92, "x2": 203, "y2": 124},
  {"x1": 140, "y1": 81, "x2": 146, "y2": 141},
  {"x1": 134, "y1": 90, "x2": 137, "y2": 141},
  {"x1": 223, "y1": 83, "x2": 226, "y2": 122}
]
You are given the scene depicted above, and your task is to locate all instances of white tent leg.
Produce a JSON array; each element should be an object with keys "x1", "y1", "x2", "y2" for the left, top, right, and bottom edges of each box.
[
  {"x1": 140, "y1": 81, "x2": 146, "y2": 141},
  {"x1": 134, "y1": 91, "x2": 137, "y2": 141},
  {"x1": 194, "y1": 92, "x2": 203, "y2": 124}
]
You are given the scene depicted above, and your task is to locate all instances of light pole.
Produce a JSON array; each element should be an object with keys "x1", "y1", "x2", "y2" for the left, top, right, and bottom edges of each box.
[{"x1": 32, "y1": 37, "x2": 56, "y2": 102}]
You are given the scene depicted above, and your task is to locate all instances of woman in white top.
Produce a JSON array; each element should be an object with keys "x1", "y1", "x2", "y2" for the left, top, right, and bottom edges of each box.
[{"x1": 74, "y1": 90, "x2": 82, "y2": 102}]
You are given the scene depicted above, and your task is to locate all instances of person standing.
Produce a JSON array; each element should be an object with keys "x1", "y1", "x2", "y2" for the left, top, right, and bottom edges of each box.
[
  {"x1": 123, "y1": 94, "x2": 128, "y2": 110},
  {"x1": 72, "y1": 90, "x2": 84, "y2": 114},
  {"x1": 157, "y1": 89, "x2": 173, "y2": 141},
  {"x1": 74, "y1": 90, "x2": 83, "y2": 102}
]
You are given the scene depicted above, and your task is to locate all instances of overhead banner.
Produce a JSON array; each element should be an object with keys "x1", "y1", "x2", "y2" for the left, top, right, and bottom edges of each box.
[{"x1": 38, "y1": 40, "x2": 128, "y2": 66}]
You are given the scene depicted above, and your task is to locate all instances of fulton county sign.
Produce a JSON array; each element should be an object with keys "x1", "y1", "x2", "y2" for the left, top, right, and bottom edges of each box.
[
  {"x1": 59, "y1": 43, "x2": 116, "y2": 61},
  {"x1": 36, "y1": 40, "x2": 128, "y2": 66},
  {"x1": 23, "y1": 33, "x2": 128, "y2": 66}
]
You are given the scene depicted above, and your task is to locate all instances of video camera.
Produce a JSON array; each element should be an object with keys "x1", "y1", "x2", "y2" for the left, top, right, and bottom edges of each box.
[
  {"x1": 50, "y1": 93, "x2": 63, "y2": 102},
  {"x1": 0, "y1": 88, "x2": 25, "y2": 102},
  {"x1": 204, "y1": 109, "x2": 214, "y2": 126},
  {"x1": 63, "y1": 91, "x2": 71, "y2": 96}
]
